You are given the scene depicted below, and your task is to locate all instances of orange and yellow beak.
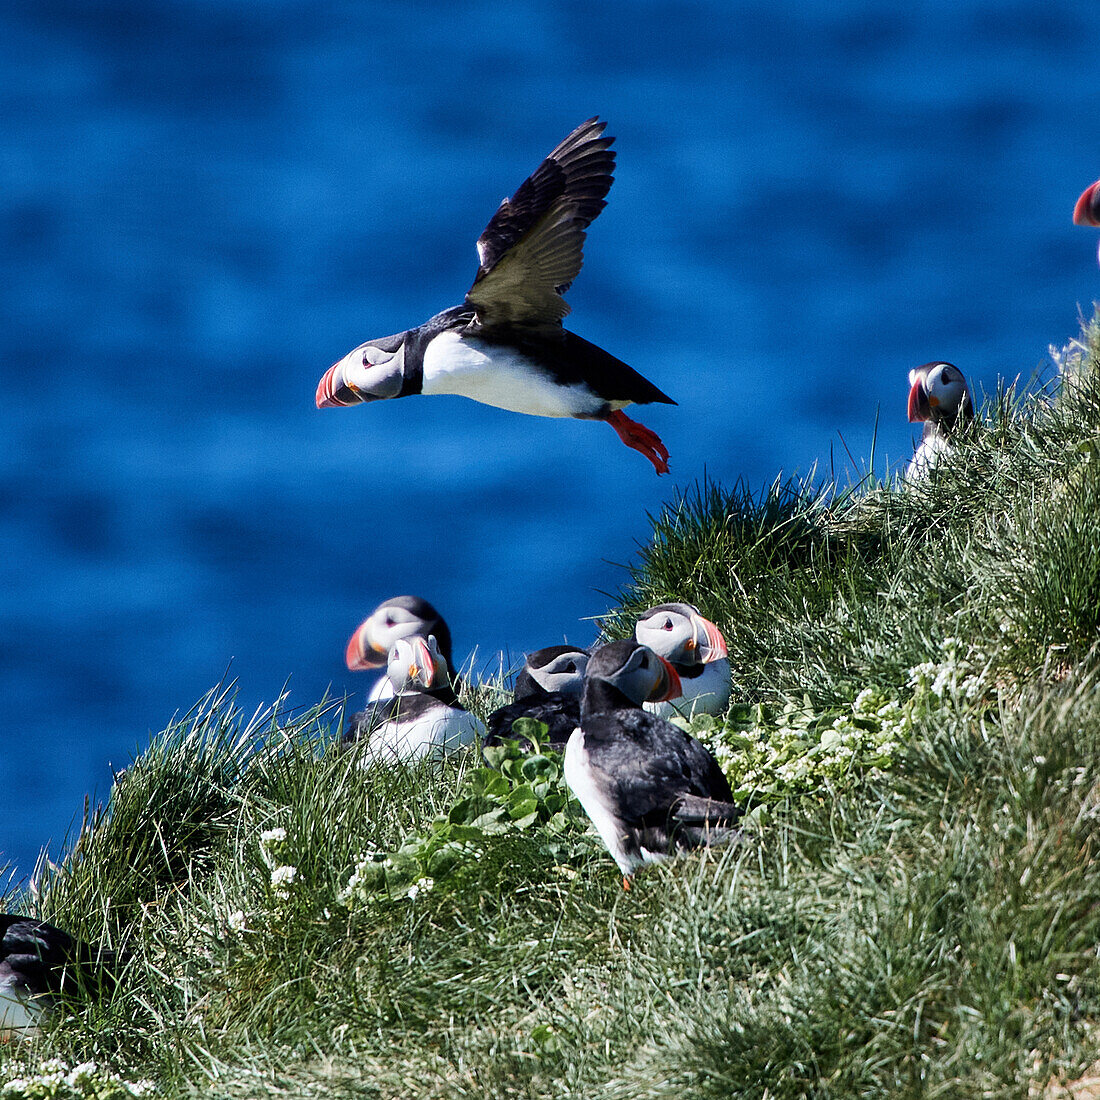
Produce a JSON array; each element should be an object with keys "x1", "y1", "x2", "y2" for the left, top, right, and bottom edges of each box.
[
  {"x1": 651, "y1": 655, "x2": 683, "y2": 703},
  {"x1": 316, "y1": 362, "x2": 361, "y2": 408},
  {"x1": 345, "y1": 620, "x2": 387, "y2": 671},
  {"x1": 688, "y1": 613, "x2": 728, "y2": 663},
  {"x1": 908, "y1": 378, "x2": 932, "y2": 423},
  {"x1": 406, "y1": 637, "x2": 436, "y2": 689},
  {"x1": 1073, "y1": 180, "x2": 1100, "y2": 228}
]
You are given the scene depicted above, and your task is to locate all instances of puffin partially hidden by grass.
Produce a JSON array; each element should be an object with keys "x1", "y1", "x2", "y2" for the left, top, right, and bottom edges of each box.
[
  {"x1": 905, "y1": 361, "x2": 973, "y2": 480},
  {"x1": 315, "y1": 117, "x2": 676, "y2": 474},
  {"x1": 1, "y1": 914, "x2": 121, "y2": 1037},
  {"x1": 564, "y1": 640, "x2": 743, "y2": 889}
]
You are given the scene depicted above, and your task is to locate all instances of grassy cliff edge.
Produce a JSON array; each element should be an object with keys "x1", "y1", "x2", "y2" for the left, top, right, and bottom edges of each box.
[{"x1": 5, "y1": 314, "x2": 1100, "y2": 1099}]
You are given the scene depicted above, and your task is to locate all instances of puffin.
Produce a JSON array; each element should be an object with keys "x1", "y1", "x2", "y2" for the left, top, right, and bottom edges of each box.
[
  {"x1": 342, "y1": 635, "x2": 482, "y2": 763},
  {"x1": 1074, "y1": 178, "x2": 1100, "y2": 265},
  {"x1": 633, "y1": 602, "x2": 731, "y2": 719},
  {"x1": 315, "y1": 117, "x2": 676, "y2": 474},
  {"x1": 484, "y1": 644, "x2": 590, "y2": 752},
  {"x1": 563, "y1": 640, "x2": 744, "y2": 888},
  {"x1": 344, "y1": 595, "x2": 454, "y2": 707},
  {"x1": 905, "y1": 361, "x2": 973, "y2": 480},
  {"x1": 1, "y1": 913, "x2": 121, "y2": 1037}
]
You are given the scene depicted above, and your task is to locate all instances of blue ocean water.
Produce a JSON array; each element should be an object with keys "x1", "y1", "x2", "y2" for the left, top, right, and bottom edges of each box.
[{"x1": 2, "y1": 0, "x2": 1099, "y2": 880}]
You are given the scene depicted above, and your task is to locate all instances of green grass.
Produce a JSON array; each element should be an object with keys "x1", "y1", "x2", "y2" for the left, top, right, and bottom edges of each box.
[{"x1": 4, "y1": 319, "x2": 1100, "y2": 1098}]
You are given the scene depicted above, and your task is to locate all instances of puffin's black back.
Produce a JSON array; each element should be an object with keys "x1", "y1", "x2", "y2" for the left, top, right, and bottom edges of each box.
[
  {"x1": 483, "y1": 694, "x2": 580, "y2": 752},
  {"x1": 0, "y1": 914, "x2": 120, "y2": 1002}
]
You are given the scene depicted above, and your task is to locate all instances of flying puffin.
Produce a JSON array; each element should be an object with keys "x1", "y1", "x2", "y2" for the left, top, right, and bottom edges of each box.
[
  {"x1": 633, "y1": 603, "x2": 731, "y2": 719},
  {"x1": 905, "y1": 361, "x2": 973, "y2": 480},
  {"x1": 1074, "y1": 178, "x2": 1100, "y2": 265},
  {"x1": 342, "y1": 635, "x2": 482, "y2": 762},
  {"x1": 344, "y1": 595, "x2": 454, "y2": 707},
  {"x1": 1, "y1": 913, "x2": 121, "y2": 1037},
  {"x1": 563, "y1": 640, "x2": 744, "y2": 888},
  {"x1": 484, "y1": 644, "x2": 590, "y2": 752},
  {"x1": 315, "y1": 117, "x2": 676, "y2": 474}
]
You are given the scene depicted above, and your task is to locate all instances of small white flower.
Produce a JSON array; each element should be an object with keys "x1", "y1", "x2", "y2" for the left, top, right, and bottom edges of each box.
[
  {"x1": 227, "y1": 910, "x2": 248, "y2": 933},
  {"x1": 260, "y1": 827, "x2": 287, "y2": 845},
  {"x1": 270, "y1": 865, "x2": 298, "y2": 896}
]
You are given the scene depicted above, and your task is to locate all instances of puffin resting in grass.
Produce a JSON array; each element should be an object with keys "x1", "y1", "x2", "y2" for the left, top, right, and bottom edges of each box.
[
  {"x1": 484, "y1": 644, "x2": 590, "y2": 752},
  {"x1": 564, "y1": 640, "x2": 743, "y2": 889},
  {"x1": 344, "y1": 595, "x2": 454, "y2": 705},
  {"x1": 905, "y1": 361, "x2": 973, "y2": 480},
  {"x1": 632, "y1": 602, "x2": 731, "y2": 719},
  {"x1": 316, "y1": 117, "x2": 676, "y2": 474},
  {"x1": 342, "y1": 636, "x2": 482, "y2": 763},
  {"x1": 1, "y1": 914, "x2": 121, "y2": 1038}
]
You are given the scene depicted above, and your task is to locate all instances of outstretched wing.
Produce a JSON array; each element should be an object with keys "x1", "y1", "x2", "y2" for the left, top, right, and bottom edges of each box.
[{"x1": 465, "y1": 117, "x2": 615, "y2": 330}]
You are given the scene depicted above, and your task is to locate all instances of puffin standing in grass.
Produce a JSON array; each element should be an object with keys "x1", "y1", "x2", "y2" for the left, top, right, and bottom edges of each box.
[
  {"x1": 1, "y1": 914, "x2": 120, "y2": 1037},
  {"x1": 342, "y1": 636, "x2": 482, "y2": 762},
  {"x1": 315, "y1": 117, "x2": 676, "y2": 474},
  {"x1": 905, "y1": 361, "x2": 973, "y2": 480},
  {"x1": 484, "y1": 644, "x2": 590, "y2": 751},
  {"x1": 633, "y1": 603, "x2": 731, "y2": 719},
  {"x1": 344, "y1": 595, "x2": 454, "y2": 705},
  {"x1": 564, "y1": 640, "x2": 744, "y2": 888},
  {"x1": 1074, "y1": 179, "x2": 1100, "y2": 265}
]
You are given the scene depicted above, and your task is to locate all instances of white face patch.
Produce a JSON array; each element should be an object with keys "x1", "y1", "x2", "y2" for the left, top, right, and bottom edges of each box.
[{"x1": 420, "y1": 331, "x2": 611, "y2": 418}]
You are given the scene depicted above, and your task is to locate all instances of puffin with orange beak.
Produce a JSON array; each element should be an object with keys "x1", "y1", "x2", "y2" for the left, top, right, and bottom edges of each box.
[
  {"x1": 343, "y1": 595, "x2": 453, "y2": 704},
  {"x1": 564, "y1": 640, "x2": 743, "y2": 889},
  {"x1": 342, "y1": 635, "x2": 481, "y2": 762},
  {"x1": 315, "y1": 117, "x2": 675, "y2": 474},
  {"x1": 484, "y1": 645, "x2": 590, "y2": 752},
  {"x1": 633, "y1": 602, "x2": 731, "y2": 719},
  {"x1": 1073, "y1": 179, "x2": 1100, "y2": 265},
  {"x1": 905, "y1": 361, "x2": 973, "y2": 480}
]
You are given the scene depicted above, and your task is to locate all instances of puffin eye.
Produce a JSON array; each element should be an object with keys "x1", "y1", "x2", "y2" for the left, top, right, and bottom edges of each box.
[
  {"x1": 564, "y1": 661, "x2": 576, "y2": 673},
  {"x1": 384, "y1": 616, "x2": 395, "y2": 628},
  {"x1": 662, "y1": 619, "x2": 673, "y2": 630}
]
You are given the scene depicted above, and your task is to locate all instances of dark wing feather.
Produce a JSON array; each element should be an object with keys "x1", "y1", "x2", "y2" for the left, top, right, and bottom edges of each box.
[
  {"x1": 466, "y1": 117, "x2": 615, "y2": 329},
  {"x1": 484, "y1": 694, "x2": 580, "y2": 751},
  {"x1": 583, "y1": 710, "x2": 736, "y2": 826},
  {"x1": 0, "y1": 915, "x2": 119, "y2": 1002}
]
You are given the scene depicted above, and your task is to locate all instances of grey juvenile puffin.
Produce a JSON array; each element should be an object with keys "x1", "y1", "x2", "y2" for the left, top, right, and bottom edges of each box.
[
  {"x1": 342, "y1": 636, "x2": 482, "y2": 762},
  {"x1": 564, "y1": 640, "x2": 743, "y2": 888},
  {"x1": 1074, "y1": 179, "x2": 1100, "y2": 265},
  {"x1": 905, "y1": 361, "x2": 973, "y2": 480},
  {"x1": 484, "y1": 644, "x2": 590, "y2": 752},
  {"x1": 633, "y1": 603, "x2": 731, "y2": 719},
  {"x1": 344, "y1": 595, "x2": 454, "y2": 708},
  {"x1": 1, "y1": 913, "x2": 121, "y2": 1037},
  {"x1": 315, "y1": 117, "x2": 676, "y2": 474}
]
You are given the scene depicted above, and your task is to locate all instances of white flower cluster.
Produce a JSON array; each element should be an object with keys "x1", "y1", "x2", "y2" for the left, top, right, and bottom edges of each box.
[
  {"x1": 339, "y1": 853, "x2": 389, "y2": 909},
  {"x1": 405, "y1": 878, "x2": 434, "y2": 900},
  {"x1": 269, "y1": 865, "x2": 298, "y2": 898},
  {"x1": 0, "y1": 1059, "x2": 157, "y2": 1099},
  {"x1": 907, "y1": 637, "x2": 985, "y2": 702},
  {"x1": 702, "y1": 685, "x2": 914, "y2": 797}
]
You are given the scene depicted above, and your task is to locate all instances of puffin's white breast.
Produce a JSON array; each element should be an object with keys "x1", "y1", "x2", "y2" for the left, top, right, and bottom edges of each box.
[
  {"x1": 563, "y1": 727, "x2": 636, "y2": 875},
  {"x1": 421, "y1": 331, "x2": 613, "y2": 418},
  {"x1": 366, "y1": 705, "x2": 481, "y2": 764},
  {"x1": 0, "y1": 988, "x2": 41, "y2": 1037}
]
